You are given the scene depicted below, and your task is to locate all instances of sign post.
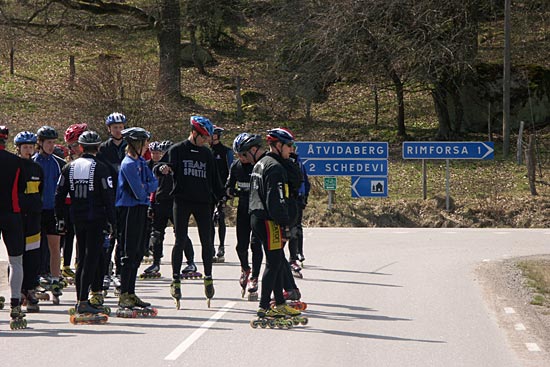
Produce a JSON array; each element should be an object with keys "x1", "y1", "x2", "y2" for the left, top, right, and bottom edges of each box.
[{"x1": 402, "y1": 142, "x2": 495, "y2": 210}]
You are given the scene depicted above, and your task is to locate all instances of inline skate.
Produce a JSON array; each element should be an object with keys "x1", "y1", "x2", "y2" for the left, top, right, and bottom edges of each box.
[
  {"x1": 139, "y1": 263, "x2": 162, "y2": 279},
  {"x1": 23, "y1": 290, "x2": 40, "y2": 313},
  {"x1": 239, "y1": 268, "x2": 251, "y2": 298},
  {"x1": 247, "y1": 277, "x2": 259, "y2": 301},
  {"x1": 89, "y1": 291, "x2": 111, "y2": 315},
  {"x1": 10, "y1": 305, "x2": 28, "y2": 330},
  {"x1": 116, "y1": 293, "x2": 157, "y2": 318},
  {"x1": 70, "y1": 301, "x2": 109, "y2": 325},
  {"x1": 289, "y1": 260, "x2": 303, "y2": 279},
  {"x1": 0, "y1": 296, "x2": 5, "y2": 310},
  {"x1": 170, "y1": 278, "x2": 182, "y2": 310},
  {"x1": 213, "y1": 246, "x2": 225, "y2": 263},
  {"x1": 61, "y1": 266, "x2": 75, "y2": 285},
  {"x1": 181, "y1": 262, "x2": 202, "y2": 280},
  {"x1": 204, "y1": 276, "x2": 215, "y2": 308},
  {"x1": 272, "y1": 303, "x2": 308, "y2": 326},
  {"x1": 250, "y1": 307, "x2": 293, "y2": 329}
]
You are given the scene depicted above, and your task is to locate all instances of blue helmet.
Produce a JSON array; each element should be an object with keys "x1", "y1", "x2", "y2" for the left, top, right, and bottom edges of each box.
[
  {"x1": 266, "y1": 128, "x2": 294, "y2": 145},
  {"x1": 105, "y1": 112, "x2": 127, "y2": 126},
  {"x1": 190, "y1": 116, "x2": 214, "y2": 136},
  {"x1": 235, "y1": 133, "x2": 262, "y2": 153},
  {"x1": 233, "y1": 132, "x2": 250, "y2": 153},
  {"x1": 14, "y1": 131, "x2": 38, "y2": 146}
]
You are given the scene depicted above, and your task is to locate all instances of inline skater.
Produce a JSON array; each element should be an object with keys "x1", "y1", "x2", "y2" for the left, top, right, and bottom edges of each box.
[
  {"x1": 288, "y1": 144, "x2": 310, "y2": 270},
  {"x1": 247, "y1": 128, "x2": 303, "y2": 323},
  {"x1": 33, "y1": 125, "x2": 66, "y2": 304},
  {"x1": 140, "y1": 141, "x2": 171, "y2": 278},
  {"x1": 14, "y1": 131, "x2": 43, "y2": 313},
  {"x1": 116, "y1": 127, "x2": 158, "y2": 314},
  {"x1": 55, "y1": 131, "x2": 116, "y2": 321},
  {"x1": 228, "y1": 133, "x2": 263, "y2": 300},
  {"x1": 210, "y1": 126, "x2": 233, "y2": 262},
  {"x1": 157, "y1": 116, "x2": 223, "y2": 308},
  {"x1": 0, "y1": 126, "x2": 28, "y2": 329},
  {"x1": 60, "y1": 123, "x2": 88, "y2": 283},
  {"x1": 97, "y1": 112, "x2": 127, "y2": 295}
]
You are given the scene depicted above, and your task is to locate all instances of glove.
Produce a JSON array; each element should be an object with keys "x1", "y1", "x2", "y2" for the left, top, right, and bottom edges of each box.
[
  {"x1": 107, "y1": 222, "x2": 116, "y2": 237},
  {"x1": 147, "y1": 206, "x2": 154, "y2": 219},
  {"x1": 56, "y1": 218, "x2": 66, "y2": 234}
]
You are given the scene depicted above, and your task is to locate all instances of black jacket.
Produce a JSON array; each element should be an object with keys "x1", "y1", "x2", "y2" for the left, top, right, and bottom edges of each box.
[
  {"x1": 55, "y1": 154, "x2": 116, "y2": 227},
  {"x1": 226, "y1": 159, "x2": 253, "y2": 209},
  {"x1": 20, "y1": 159, "x2": 43, "y2": 214},
  {"x1": 157, "y1": 139, "x2": 222, "y2": 204},
  {"x1": 248, "y1": 152, "x2": 291, "y2": 226},
  {"x1": 0, "y1": 148, "x2": 25, "y2": 214}
]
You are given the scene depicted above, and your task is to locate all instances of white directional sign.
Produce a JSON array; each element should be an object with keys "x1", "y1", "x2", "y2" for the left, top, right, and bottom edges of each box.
[{"x1": 402, "y1": 142, "x2": 495, "y2": 160}]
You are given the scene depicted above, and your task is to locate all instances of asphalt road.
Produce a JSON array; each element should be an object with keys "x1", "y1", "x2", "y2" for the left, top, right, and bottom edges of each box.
[{"x1": 1, "y1": 228, "x2": 549, "y2": 367}]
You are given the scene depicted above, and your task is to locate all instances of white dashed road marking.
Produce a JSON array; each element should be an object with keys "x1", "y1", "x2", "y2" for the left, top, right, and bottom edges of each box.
[
  {"x1": 504, "y1": 307, "x2": 516, "y2": 314},
  {"x1": 514, "y1": 323, "x2": 526, "y2": 331},
  {"x1": 164, "y1": 301, "x2": 236, "y2": 361},
  {"x1": 525, "y1": 343, "x2": 541, "y2": 352}
]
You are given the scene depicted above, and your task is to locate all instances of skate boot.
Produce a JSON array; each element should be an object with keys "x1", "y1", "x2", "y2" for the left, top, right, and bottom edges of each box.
[
  {"x1": 102, "y1": 275, "x2": 111, "y2": 296},
  {"x1": 290, "y1": 260, "x2": 303, "y2": 279},
  {"x1": 116, "y1": 293, "x2": 138, "y2": 318},
  {"x1": 204, "y1": 276, "x2": 215, "y2": 308},
  {"x1": 272, "y1": 303, "x2": 308, "y2": 326},
  {"x1": 62, "y1": 266, "x2": 76, "y2": 284},
  {"x1": 0, "y1": 296, "x2": 5, "y2": 310},
  {"x1": 139, "y1": 263, "x2": 161, "y2": 279},
  {"x1": 247, "y1": 277, "x2": 259, "y2": 301},
  {"x1": 129, "y1": 294, "x2": 157, "y2": 317},
  {"x1": 50, "y1": 280, "x2": 63, "y2": 305},
  {"x1": 213, "y1": 246, "x2": 225, "y2": 263},
  {"x1": 10, "y1": 305, "x2": 28, "y2": 330},
  {"x1": 297, "y1": 253, "x2": 305, "y2": 265},
  {"x1": 170, "y1": 278, "x2": 182, "y2": 310},
  {"x1": 239, "y1": 268, "x2": 251, "y2": 298},
  {"x1": 283, "y1": 288, "x2": 307, "y2": 310},
  {"x1": 89, "y1": 291, "x2": 111, "y2": 315},
  {"x1": 25, "y1": 290, "x2": 40, "y2": 313},
  {"x1": 70, "y1": 301, "x2": 108, "y2": 325},
  {"x1": 181, "y1": 262, "x2": 202, "y2": 279},
  {"x1": 112, "y1": 275, "x2": 121, "y2": 296},
  {"x1": 250, "y1": 307, "x2": 292, "y2": 329}
]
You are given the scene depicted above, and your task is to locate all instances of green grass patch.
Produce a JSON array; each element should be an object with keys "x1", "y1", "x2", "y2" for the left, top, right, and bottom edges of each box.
[{"x1": 517, "y1": 260, "x2": 550, "y2": 307}]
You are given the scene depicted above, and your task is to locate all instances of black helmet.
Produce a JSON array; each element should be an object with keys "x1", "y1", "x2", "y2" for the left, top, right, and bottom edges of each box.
[
  {"x1": 0, "y1": 125, "x2": 8, "y2": 140},
  {"x1": 237, "y1": 134, "x2": 262, "y2": 153},
  {"x1": 121, "y1": 127, "x2": 151, "y2": 142},
  {"x1": 78, "y1": 131, "x2": 102, "y2": 146},
  {"x1": 37, "y1": 126, "x2": 58, "y2": 140},
  {"x1": 213, "y1": 126, "x2": 224, "y2": 136},
  {"x1": 159, "y1": 140, "x2": 173, "y2": 152}
]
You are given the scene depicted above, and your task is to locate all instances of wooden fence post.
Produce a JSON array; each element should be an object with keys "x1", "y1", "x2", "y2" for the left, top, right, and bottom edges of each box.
[{"x1": 69, "y1": 55, "x2": 76, "y2": 90}]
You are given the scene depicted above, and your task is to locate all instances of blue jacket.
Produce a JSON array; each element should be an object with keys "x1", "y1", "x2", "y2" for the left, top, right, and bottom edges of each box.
[
  {"x1": 33, "y1": 152, "x2": 65, "y2": 210},
  {"x1": 116, "y1": 155, "x2": 158, "y2": 207}
]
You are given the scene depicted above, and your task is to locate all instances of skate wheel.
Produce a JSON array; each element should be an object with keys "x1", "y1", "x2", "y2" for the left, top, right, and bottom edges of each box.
[
  {"x1": 207, "y1": 299, "x2": 211, "y2": 308},
  {"x1": 250, "y1": 320, "x2": 259, "y2": 328},
  {"x1": 52, "y1": 296, "x2": 60, "y2": 305},
  {"x1": 300, "y1": 317, "x2": 308, "y2": 326},
  {"x1": 175, "y1": 299, "x2": 180, "y2": 310},
  {"x1": 70, "y1": 315, "x2": 77, "y2": 324},
  {"x1": 260, "y1": 320, "x2": 268, "y2": 328}
]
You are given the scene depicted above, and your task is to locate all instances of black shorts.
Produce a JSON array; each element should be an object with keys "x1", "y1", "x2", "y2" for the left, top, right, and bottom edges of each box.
[
  {"x1": 41, "y1": 209, "x2": 60, "y2": 236},
  {"x1": 0, "y1": 212, "x2": 25, "y2": 256}
]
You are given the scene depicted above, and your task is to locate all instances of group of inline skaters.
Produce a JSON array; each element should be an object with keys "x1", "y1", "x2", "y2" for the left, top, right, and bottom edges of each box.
[{"x1": 0, "y1": 112, "x2": 310, "y2": 329}]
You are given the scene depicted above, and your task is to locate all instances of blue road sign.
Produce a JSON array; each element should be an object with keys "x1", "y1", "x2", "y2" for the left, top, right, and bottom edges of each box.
[
  {"x1": 302, "y1": 158, "x2": 388, "y2": 177},
  {"x1": 402, "y1": 142, "x2": 495, "y2": 160},
  {"x1": 351, "y1": 176, "x2": 388, "y2": 198},
  {"x1": 295, "y1": 142, "x2": 388, "y2": 159}
]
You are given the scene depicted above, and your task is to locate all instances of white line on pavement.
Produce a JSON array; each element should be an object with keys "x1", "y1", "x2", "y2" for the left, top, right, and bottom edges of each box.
[
  {"x1": 514, "y1": 323, "x2": 526, "y2": 331},
  {"x1": 525, "y1": 343, "x2": 541, "y2": 352},
  {"x1": 164, "y1": 301, "x2": 236, "y2": 361},
  {"x1": 504, "y1": 307, "x2": 516, "y2": 314}
]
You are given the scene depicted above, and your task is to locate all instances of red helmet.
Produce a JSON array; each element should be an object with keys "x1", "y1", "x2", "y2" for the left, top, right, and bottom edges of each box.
[{"x1": 64, "y1": 123, "x2": 88, "y2": 144}]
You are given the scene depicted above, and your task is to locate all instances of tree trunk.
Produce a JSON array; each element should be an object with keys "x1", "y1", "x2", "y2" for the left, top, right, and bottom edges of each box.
[
  {"x1": 189, "y1": 24, "x2": 207, "y2": 76},
  {"x1": 433, "y1": 81, "x2": 452, "y2": 140},
  {"x1": 157, "y1": 0, "x2": 182, "y2": 99},
  {"x1": 390, "y1": 69, "x2": 406, "y2": 137},
  {"x1": 449, "y1": 82, "x2": 464, "y2": 133}
]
